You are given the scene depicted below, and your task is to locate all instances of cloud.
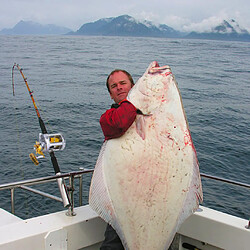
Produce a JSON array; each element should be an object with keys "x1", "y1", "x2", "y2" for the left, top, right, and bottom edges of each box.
[
  {"x1": 130, "y1": 9, "x2": 245, "y2": 33},
  {"x1": 135, "y1": 11, "x2": 158, "y2": 23},
  {"x1": 182, "y1": 16, "x2": 225, "y2": 33},
  {"x1": 181, "y1": 10, "x2": 250, "y2": 33},
  {"x1": 161, "y1": 15, "x2": 191, "y2": 31}
]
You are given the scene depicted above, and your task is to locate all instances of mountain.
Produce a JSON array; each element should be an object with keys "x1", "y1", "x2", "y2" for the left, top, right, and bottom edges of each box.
[
  {"x1": 185, "y1": 19, "x2": 250, "y2": 41},
  {"x1": 1, "y1": 17, "x2": 249, "y2": 41},
  {"x1": 0, "y1": 20, "x2": 72, "y2": 35},
  {"x1": 70, "y1": 15, "x2": 183, "y2": 38}
]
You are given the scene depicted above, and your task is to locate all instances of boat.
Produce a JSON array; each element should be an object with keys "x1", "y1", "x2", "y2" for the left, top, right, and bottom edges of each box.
[{"x1": 0, "y1": 169, "x2": 249, "y2": 250}]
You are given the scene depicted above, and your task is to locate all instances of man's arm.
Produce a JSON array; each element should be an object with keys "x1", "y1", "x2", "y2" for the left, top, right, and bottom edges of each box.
[{"x1": 100, "y1": 100, "x2": 137, "y2": 140}]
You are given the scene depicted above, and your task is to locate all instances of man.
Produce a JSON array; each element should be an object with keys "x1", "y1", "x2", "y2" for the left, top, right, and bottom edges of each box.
[
  {"x1": 100, "y1": 69, "x2": 138, "y2": 141},
  {"x1": 99, "y1": 69, "x2": 137, "y2": 250}
]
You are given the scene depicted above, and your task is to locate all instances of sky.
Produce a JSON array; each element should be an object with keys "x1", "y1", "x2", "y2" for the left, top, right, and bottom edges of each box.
[{"x1": 1, "y1": 0, "x2": 250, "y2": 32}]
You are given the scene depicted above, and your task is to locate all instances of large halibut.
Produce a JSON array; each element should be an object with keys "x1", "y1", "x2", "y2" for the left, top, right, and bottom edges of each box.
[{"x1": 89, "y1": 61, "x2": 203, "y2": 249}]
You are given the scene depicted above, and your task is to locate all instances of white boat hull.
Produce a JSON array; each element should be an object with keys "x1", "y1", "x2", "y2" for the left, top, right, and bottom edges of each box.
[{"x1": 0, "y1": 205, "x2": 249, "y2": 250}]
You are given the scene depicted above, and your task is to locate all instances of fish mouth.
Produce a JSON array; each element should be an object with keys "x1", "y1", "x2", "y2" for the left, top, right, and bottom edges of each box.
[{"x1": 148, "y1": 61, "x2": 171, "y2": 74}]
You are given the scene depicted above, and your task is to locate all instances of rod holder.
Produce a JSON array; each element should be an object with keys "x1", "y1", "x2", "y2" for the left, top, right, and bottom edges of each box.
[{"x1": 56, "y1": 173, "x2": 70, "y2": 208}]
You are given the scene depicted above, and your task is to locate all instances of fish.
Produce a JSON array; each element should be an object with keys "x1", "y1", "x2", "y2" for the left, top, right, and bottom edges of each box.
[{"x1": 89, "y1": 61, "x2": 203, "y2": 249}]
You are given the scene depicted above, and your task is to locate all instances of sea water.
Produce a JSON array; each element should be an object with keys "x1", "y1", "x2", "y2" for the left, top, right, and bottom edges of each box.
[{"x1": 0, "y1": 35, "x2": 249, "y2": 220}]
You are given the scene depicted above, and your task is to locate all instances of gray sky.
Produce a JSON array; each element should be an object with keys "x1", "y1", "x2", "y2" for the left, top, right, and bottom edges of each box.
[{"x1": 1, "y1": 0, "x2": 250, "y2": 32}]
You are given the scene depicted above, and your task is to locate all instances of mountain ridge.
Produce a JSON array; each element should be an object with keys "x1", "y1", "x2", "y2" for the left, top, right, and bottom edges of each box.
[
  {"x1": 69, "y1": 15, "x2": 183, "y2": 38},
  {"x1": 1, "y1": 16, "x2": 249, "y2": 41},
  {"x1": 69, "y1": 15, "x2": 250, "y2": 41},
  {"x1": 0, "y1": 20, "x2": 72, "y2": 35}
]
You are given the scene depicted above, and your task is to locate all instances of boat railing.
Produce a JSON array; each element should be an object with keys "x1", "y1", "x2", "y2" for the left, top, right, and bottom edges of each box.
[
  {"x1": 0, "y1": 168, "x2": 94, "y2": 217},
  {"x1": 200, "y1": 173, "x2": 250, "y2": 189},
  {"x1": 201, "y1": 173, "x2": 250, "y2": 230},
  {"x1": 0, "y1": 170, "x2": 249, "y2": 221}
]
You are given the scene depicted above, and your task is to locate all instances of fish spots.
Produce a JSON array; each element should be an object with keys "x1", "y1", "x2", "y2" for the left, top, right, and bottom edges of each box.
[
  {"x1": 140, "y1": 224, "x2": 146, "y2": 233},
  {"x1": 144, "y1": 185, "x2": 157, "y2": 207},
  {"x1": 182, "y1": 184, "x2": 191, "y2": 193},
  {"x1": 165, "y1": 132, "x2": 180, "y2": 149},
  {"x1": 161, "y1": 94, "x2": 167, "y2": 103},
  {"x1": 148, "y1": 123, "x2": 156, "y2": 130},
  {"x1": 145, "y1": 197, "x2": 156, "y2": 207},
  {"x1": 167, "y1": 133, "x2": 174, "y2": 142},
  {"x1": 121, "y1": 138, "x2": 134, "y2": 151}
]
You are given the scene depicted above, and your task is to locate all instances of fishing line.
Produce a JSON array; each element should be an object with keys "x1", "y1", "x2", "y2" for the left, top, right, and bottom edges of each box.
[
  {"x1": 11, "y1": 87, "x2": 30, "y2": 214},
  {"x1": 11, "y1": 93, "x2": 24, "y2": 174}
]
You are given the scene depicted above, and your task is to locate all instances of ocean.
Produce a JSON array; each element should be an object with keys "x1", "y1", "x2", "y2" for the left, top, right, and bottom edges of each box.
[{"x1": 0, "y1": 35, "x2": 249, "y2": 220}]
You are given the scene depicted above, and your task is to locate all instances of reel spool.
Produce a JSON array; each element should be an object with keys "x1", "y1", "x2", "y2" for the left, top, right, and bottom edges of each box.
[
  {"x1": 39, "y1": 133, "x2": 66, "y2": 152},
  {"x1": 30, "y1": 133, "x2": 66, "y2": 165}
]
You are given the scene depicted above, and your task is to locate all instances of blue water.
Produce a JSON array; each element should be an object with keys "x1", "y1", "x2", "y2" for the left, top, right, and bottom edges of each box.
[{"x1": 0, "y1": 35, "x2": 249, "y2": 220}]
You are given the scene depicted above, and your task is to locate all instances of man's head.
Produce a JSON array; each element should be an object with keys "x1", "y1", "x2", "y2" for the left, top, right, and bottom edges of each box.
[{"x1": 106, "y1": 70, "x2": 134, "y2": 103}]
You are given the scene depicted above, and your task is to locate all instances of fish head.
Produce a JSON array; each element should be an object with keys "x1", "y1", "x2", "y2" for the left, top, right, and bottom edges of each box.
[{"x1": 127, "y1": 61, "x2": 173, "y2": 115}]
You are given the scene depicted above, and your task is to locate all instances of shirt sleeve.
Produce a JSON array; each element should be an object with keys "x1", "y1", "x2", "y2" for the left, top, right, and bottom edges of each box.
[{"x1": 100, "y1": 100, "x2": 137, "y2": 140}]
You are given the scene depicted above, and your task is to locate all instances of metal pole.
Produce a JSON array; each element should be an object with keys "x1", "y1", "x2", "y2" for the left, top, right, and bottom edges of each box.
[
  {"x1": 79, "y1": 174, "x2": 83, "y2": 206},
  {"x1": 11, "y1": 188, "x2": 15, "y2": 214},
  {"x1": 0, "y1": 169, "x2": 94, "y2": 191},
  {"x1": 200, "y1": 173, "x2": 250, "y2": 189},
  {"x1": 66, "y1": 175, "x2": 76, "y2": 216},
  {"x1": 20, "y1": 186, "x2": 63, "y2": 202},
  {"x1": 79, "y1": 167, "x2": 84, "y2": 206}
]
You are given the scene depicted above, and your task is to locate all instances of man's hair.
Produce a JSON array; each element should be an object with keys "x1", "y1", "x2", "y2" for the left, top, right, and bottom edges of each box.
[{"x1": 106, "y1": 69, "x2": 134, "y2": 93}]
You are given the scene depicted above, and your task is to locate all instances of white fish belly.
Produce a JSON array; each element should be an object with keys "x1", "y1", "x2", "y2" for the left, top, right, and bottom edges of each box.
[{"x1": 89, "y1": 62, "x2": 202, "y2": 250}]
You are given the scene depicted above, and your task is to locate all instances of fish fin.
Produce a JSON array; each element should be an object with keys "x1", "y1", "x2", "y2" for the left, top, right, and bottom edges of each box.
[
  {"x1": 135, "y1": 115, "x2": 146, "y2": 140},
  {"x1": 89, "y1": 141, "x2": 115, "y2": 224},
  {"x1": 89, "y1": 141, "x2": 128, "y2": 248}
]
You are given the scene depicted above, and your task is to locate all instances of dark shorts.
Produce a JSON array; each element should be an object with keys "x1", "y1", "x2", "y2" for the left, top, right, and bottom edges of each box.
[{"x1": 100, "y1": 224, "x2": 124, "y2": 250}]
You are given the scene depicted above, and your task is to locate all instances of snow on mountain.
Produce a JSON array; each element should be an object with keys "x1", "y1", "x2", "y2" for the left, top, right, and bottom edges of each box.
[
  {"x1": 213, "y1": 19, "x2": 249, "y2": 34},
  {"x1": 186, "y1": 19, "x2": 250, "y2": 41}
]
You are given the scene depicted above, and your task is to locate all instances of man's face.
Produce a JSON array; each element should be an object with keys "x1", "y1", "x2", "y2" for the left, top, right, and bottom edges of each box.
[{"x1": 108, "y1": 71, "x2": 133, "y2": 103}]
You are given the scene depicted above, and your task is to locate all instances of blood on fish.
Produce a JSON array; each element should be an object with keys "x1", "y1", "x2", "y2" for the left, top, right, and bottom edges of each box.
[{"x1": 161, "y1": 72, "x2": 172, "y2": 77}]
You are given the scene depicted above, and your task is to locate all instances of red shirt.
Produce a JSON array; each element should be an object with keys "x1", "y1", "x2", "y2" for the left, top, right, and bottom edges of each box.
[{"x1": 100, "y1": 100, "x2": 137, "y2": 140}]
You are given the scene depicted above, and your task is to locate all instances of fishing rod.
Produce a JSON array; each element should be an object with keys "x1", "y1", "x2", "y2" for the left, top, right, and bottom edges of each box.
[{"x1": 12, "y1": 63, "x2": 70, "y2": 207}]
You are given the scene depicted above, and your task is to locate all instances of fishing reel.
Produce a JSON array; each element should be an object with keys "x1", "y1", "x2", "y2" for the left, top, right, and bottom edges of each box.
[{"x1": 29, "y1": 133, "x2": 66, "y2": 165}]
